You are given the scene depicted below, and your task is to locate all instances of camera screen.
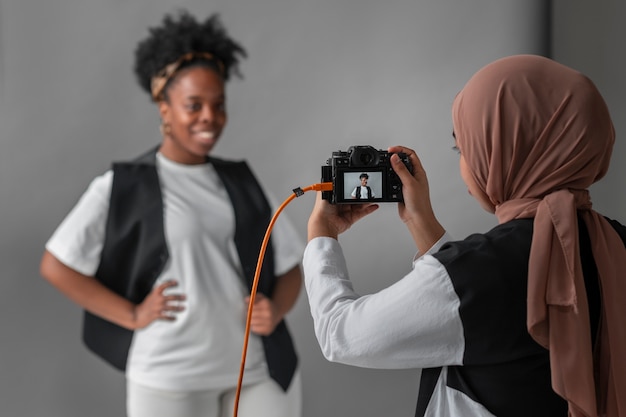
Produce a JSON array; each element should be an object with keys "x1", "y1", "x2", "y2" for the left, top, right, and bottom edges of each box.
[{"x1": 341, "y1": 171, "x2": 383, "y2": 201}]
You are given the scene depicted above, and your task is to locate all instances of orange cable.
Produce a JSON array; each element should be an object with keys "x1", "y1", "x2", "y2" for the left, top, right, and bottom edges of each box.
[{"x1": 233, "y1": 182, "x2": 332, "y2": 417}]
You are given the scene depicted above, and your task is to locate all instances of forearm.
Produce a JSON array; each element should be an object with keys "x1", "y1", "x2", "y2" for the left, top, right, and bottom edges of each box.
[
  {"x1": 308, "y1": 215, "x2": 339, "y2": 241},
  {"x1": 40, "y1": 250, "x2": 138, "y2": 330},
  {"x1": 270, "y1": 265, "x2": 302, "y2": 318},
  {"x1": 405, "y1": 213, "x2": 446, "y2": 255}
]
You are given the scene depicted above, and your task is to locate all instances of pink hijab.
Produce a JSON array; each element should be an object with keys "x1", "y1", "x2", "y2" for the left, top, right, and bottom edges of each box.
[{"x1": 452, "y1": 55, "x2": 626, "y2": 417}]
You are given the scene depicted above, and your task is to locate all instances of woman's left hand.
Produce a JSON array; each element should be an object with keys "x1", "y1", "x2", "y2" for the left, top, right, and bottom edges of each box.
[
  {"x1": 246, "y1": 293, "x2": 280, "y2": 336},
  {"x1": 307, "y1": 191, "x2": 379, "y2": 241}
]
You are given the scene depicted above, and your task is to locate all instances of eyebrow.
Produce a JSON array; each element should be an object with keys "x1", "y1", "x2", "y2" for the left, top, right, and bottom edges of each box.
[{"x1": 184, "y1": 91, "x2": 225, "y2": 101}]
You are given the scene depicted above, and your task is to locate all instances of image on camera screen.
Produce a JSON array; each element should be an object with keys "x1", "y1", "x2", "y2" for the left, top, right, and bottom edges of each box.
[{"x1": 342, "y1": 171, "x2": 383, "y2": 201}]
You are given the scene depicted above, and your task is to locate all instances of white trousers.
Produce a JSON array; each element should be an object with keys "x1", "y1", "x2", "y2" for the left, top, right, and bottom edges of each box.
[{"x1": 126, "y1": 370, "x2": 302, "y2": 417}]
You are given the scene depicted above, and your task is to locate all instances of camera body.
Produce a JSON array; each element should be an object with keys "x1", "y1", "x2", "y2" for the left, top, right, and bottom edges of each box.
[{"x1": 321, "y1": 145, "x2": 412, "y2": 204}]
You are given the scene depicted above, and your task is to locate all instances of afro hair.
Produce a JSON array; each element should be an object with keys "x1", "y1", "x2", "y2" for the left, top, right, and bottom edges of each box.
[{"x1": 134, "y1": 10, "x2": 247, "y2": 96}]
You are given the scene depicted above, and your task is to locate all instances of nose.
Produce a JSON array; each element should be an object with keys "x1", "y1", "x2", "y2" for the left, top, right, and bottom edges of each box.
[{"x1": 200, "y1": 105, "x2": 215, "y2": 122}]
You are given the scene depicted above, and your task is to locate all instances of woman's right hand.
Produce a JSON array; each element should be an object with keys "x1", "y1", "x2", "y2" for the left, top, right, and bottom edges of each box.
[
  {"x1": 40, "y1": 250, "x2": 187, "y2": 330},
  {"x1": 132, "y1": 280, "x2": 186, "y2": 329},
  {"x1": 388, "y1": 145, "x2": 445, "y2": 253}
]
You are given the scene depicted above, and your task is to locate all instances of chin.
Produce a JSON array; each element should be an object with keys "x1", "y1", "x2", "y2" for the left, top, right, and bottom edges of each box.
[{"x1": 195, "y1": 144, "x2": 215, "y2": 156}]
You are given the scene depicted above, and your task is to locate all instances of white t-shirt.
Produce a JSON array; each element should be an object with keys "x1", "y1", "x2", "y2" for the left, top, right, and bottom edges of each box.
[
  {"x1": 351, "y1": 185, "x2": 374, "y2": 199},
  {"x1": 46, "y1": 153, "x2": 305, "y2": 391}
]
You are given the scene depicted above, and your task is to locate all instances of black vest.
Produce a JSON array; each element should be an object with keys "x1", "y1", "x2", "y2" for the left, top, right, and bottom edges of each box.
[
  {"x1": 416, "y1": 217, "x2": 626, "y2": 416},
  {"x1": 83, "y1": 148, "x2": 297, "y2": 391},
  {"x1": 355, "y1": 185, "x2": 373, "y2": 200}
]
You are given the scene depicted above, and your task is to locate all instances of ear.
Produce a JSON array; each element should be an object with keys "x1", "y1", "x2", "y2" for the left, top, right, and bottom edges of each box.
[{"x1": 158, "y1": 100, "x2": 170, "y2": 123}]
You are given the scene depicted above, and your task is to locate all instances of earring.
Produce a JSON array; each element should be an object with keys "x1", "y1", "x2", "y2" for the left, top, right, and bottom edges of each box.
[{"x1": 160, "y1": 122, "x2": 172, "y2": 136}]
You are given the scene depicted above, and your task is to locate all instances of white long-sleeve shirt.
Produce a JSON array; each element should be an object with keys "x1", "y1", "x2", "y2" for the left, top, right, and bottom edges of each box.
[{"x1": 303, "y1": 234, "x2": 463, "y2": 369}]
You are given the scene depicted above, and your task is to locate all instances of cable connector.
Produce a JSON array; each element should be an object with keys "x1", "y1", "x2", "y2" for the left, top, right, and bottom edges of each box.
[
  {"x1": 311, "y1": 182, "x2": 333, "y2": 192},
  {"x1": 293, "y1": 182, "x2": 333, "y2": 196}
]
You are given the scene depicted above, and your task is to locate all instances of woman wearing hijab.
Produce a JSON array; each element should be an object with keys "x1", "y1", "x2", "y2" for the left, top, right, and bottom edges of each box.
[{"x1": 303, "y1": 54, "x2": 626, "y2": 417}]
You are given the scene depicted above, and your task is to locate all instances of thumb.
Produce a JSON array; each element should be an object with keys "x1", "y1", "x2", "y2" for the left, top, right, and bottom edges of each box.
[{"x1": 391, "y1": 153, "x2": 413, "y2": 183}]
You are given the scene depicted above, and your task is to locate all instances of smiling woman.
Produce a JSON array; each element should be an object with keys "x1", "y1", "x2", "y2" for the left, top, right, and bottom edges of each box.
[
  {"x1": 157, "y1": 66, "x2": 227, "y2": 164},
  {"x1": 39, "y1": 10, "x2": 304, "y2": 417}
]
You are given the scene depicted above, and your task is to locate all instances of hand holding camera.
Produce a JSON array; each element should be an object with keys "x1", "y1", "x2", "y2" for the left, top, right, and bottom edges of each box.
[
  {"x1": 321, "y1": 145, "x2": 413, "y2": 204},
  {"x1": 387, "y1": 145, "x2": 446, "y2": 253},
  {"x1": 310, "y1": 145, "x2": 444, "y2": 253}
]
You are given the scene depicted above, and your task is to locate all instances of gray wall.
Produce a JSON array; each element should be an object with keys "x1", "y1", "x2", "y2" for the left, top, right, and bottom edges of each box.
[
  {"x1": 551, "y1": 0, "x2": 626, "y2": 221},
  {"x1": 1, "y1": 1, "x2": 621, "y2": 416}
]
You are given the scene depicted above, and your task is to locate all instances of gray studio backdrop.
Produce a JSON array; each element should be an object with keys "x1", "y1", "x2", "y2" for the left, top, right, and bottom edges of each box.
[{"x1": 1, "y1": 0, "x2": 624, "y2": 416}]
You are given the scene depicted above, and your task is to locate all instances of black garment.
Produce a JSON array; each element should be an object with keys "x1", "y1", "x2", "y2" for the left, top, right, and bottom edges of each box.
[
  {"x1": 354, "y1": 185, "x2": 373, "y2": 200},
  {"x1": 416, "y1": 217, "x2": 626, "y2": 417},
  {"x1": 83, "y1": 147, "x2": 297, "y2": 391}
]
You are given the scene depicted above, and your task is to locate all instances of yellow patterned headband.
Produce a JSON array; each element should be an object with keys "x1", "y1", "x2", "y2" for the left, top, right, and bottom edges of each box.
[{"x1": 150, "y1": 52, "x2": 225, "y2": 102}]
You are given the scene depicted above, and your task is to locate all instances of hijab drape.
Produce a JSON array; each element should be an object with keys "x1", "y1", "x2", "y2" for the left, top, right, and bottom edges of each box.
[{"x1": 452, "y1": 54, "x2": 626, "y2": 417}]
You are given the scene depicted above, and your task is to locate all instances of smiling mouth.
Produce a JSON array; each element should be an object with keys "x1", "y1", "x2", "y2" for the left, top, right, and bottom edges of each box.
[{"x1": 194, "y1": 131, "x2": 219, "y2": 144}]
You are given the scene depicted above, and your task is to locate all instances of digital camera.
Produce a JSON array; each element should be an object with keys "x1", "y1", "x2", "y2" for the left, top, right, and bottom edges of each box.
[{"x1": 321, "y1": 145, "x2": 412, "y2": 204}]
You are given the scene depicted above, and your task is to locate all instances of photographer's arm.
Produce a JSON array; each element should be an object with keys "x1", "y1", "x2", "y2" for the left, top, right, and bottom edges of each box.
[
  {"x1": 303, "y1": 235, "x2": 463, "y2": 369},
  {"x1": 388, "y1": 146, "x2": 446, "y2": 254}
]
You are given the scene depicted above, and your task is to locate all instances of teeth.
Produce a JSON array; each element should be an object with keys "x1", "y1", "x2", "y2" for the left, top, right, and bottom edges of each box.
[{"x1": 197, "y1": 131, "x2": 215, "y2": 139}]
